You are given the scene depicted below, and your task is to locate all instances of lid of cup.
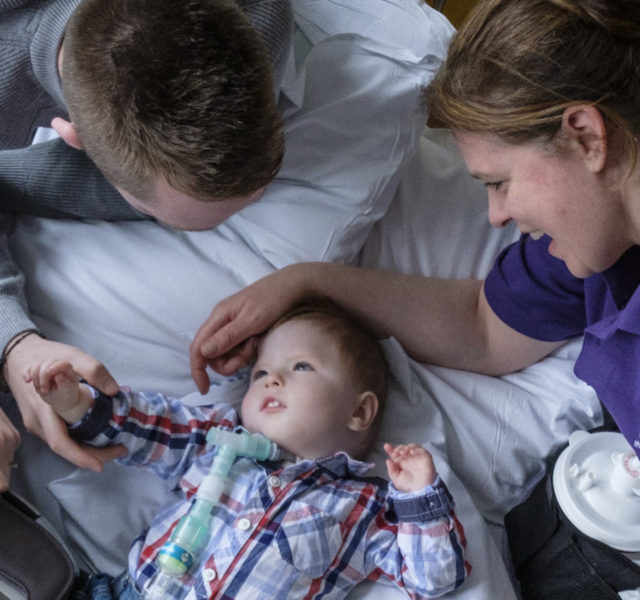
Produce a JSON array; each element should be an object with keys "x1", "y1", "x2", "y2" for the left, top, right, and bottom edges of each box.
[{"x1": 552, "y1": 430, "x2": 640, "y2": 552}]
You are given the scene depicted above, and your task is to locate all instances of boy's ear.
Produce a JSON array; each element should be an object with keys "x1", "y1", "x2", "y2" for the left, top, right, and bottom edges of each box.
[
  {"x1": 561, "y1": 105, "x2": 607, "y2": 173},
  {"x1": 348, "y1": 391, "x2": 379, "y2": 433},
  {"x1": 50, "y1": 117, "x2": 84, "y2": 150}
]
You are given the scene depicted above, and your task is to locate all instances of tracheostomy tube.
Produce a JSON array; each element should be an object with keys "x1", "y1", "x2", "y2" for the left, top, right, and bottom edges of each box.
[{"x1": 141, "y1": 429, "x2": 281, "y2": 599}]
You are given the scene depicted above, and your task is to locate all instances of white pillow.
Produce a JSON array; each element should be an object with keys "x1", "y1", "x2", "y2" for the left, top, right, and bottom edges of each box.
[{"x1": 227, "y1": 0, "x2": 455, "y2": 266}]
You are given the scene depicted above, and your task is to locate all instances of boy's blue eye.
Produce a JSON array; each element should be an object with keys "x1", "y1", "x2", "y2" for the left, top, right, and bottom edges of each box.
[
  {"x1": 294, "y1": 361, "x2": 313, "y2": 372},
  {"x1": 252, "y1": 369, "x2": 267, "y2": 380}
]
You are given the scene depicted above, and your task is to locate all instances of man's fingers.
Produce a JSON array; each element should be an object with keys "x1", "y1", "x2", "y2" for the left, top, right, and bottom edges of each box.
[
  {"x1": 48, "y1": 434, "x2": 105, "y2": 472},
  {"x1": 0, "y1": 469, "x2": 9, "y2": 492},
  {"x1": 30, "y1": 407, "x2": 101, "y2": 471},
  {"x1": 0, "y1": 408, "x2": 19, "y2": 492},
  {"x1": 74, "y1": 360, "x2": 119, "y2": 396}
]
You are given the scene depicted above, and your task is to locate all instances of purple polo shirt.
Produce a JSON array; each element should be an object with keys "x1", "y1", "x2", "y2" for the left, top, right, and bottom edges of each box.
[{"x1": 485, "y1": 234, "x2": 640, "y2": 456}]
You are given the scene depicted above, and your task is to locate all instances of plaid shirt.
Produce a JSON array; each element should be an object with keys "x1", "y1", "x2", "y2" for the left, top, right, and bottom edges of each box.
[{"x1": 81, "y1": 387, "x2": 470, "y2": 599}]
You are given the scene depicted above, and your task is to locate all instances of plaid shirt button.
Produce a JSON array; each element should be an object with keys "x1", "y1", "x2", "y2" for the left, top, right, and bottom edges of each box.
[
  {"x1": 268, "y1": 475, "x2": 281, "y2": 488},
  {"x1": 237, "y1": 518, "x2": 252, "y2": 531}
]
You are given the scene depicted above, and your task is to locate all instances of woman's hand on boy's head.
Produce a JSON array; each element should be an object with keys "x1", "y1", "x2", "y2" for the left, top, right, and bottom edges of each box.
[
  {"x1": 384, "y1": 442, "x2": 437, "y2": 493},
  {"x1": 190, "y1": 264, "x2": 314, "y2": 392}
]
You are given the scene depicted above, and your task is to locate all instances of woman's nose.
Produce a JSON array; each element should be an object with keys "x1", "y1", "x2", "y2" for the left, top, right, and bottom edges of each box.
[{"x1": 487, "y1": 195, "x2": 512, "y2": 228}]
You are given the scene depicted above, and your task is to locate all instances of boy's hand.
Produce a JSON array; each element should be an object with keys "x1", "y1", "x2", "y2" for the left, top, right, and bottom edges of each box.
[
  {"x1": 3, "y1": 335, "x2": 125, "y2": 473},
  {"x1": 384, "y1": 443, "x2": 437, "y2": 492},
  {"x1": 23, "y1": 359, "x2": 91, "y2": 425}
]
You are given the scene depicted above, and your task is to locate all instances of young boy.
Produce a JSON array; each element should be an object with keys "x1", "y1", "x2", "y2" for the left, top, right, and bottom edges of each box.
[{"x1": 24, "y1": 301, "x2": 470, "y2": 599}]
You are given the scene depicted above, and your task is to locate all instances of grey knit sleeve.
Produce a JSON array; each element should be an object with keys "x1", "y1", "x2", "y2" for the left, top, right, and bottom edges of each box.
[
  {"x1": 0, "y1": 215, "x2": 37, "y2": 353},
  {"x1": 0, "y1": 139, "x2": 148, "y2": 220}
]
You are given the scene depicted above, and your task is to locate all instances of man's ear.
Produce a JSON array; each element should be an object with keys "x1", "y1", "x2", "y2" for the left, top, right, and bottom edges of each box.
[
  {"x1": 51, "y1": 117, "x2": 84, "y2": 150},
  {"x1": 561, "y1": 105, "x2": 607, "y2": 173},
  {"x1": 348, "y1": 391, "x2": 379, "y2": 433}
]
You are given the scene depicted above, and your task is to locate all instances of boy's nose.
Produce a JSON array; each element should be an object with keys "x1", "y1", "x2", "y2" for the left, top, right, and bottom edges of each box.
[{"x1": 265, "y1": 372, "x2": 282, "y2": 387}]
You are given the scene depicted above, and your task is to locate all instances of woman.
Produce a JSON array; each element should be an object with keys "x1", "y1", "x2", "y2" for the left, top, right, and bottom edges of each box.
[{"x1": 190, "y1": 0, "x2": 640, "y2": 454}]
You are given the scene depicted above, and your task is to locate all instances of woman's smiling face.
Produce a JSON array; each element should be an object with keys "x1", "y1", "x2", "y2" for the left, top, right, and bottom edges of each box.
[{"x1": 453, "y1": 128, "x2": 632, "y2": 279}]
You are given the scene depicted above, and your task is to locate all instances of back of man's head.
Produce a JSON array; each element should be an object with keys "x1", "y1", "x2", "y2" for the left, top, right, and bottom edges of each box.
[{"x1": 62, "y1": 0, "x2": 284, "y2": 203}]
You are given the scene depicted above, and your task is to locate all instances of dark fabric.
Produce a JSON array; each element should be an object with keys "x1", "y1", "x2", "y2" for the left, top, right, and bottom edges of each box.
[
  {"x1": 0, "y1": 491, "x2": 75, "y2": 600},
  {"x1": 68, "y1": 389, "x2": 115, "y2": 441},
  {"x1": 505, "y1": 423, "x2": 640, "y2": 599},
  {"x1": 71, "y1": 574, "x2": 113, "y2": 600},
  {"x1": 70, "y1": 572, "x2": 141, "y2": 600}
]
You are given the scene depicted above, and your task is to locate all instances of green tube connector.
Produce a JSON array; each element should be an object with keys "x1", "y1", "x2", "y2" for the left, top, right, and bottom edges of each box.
[
  {"x1": 156, "y1": 498, "x2": 214, "y2": 577},
  {"x1": 148, "y1": 430, "x2": 280, "y2": 591}
]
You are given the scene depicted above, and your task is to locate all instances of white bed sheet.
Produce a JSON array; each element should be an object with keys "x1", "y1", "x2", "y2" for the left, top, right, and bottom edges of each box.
[{"x1": 5, "y1": 3, "x2": 602, "y2": 599}]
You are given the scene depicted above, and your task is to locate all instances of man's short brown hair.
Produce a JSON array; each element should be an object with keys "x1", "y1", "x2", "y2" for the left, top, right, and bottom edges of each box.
[{"x1": 62, "y1": 0, "x2": 284, "y2": 202}]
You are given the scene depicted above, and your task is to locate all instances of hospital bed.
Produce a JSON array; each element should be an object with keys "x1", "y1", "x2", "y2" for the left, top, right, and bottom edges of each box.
[{"x1": 4, "y1": 1, "x2": 601, "y2": 598}]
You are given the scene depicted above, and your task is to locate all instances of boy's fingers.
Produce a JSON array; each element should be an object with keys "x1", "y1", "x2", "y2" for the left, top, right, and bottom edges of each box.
[{"x1": 386, "y1": 458, "x2": 400, "y2": 477}]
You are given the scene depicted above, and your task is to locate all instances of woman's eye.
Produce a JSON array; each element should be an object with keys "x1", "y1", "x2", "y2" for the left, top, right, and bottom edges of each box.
[
  {"x1": 293, "y1": 361, "x2": 313, "y2": 372},
  {"x1": 252, "y1": 369, "x2": 268, "y2": 381},
  {"x1": 484, "y1": 180, "x2": 504, "y2": 191}
]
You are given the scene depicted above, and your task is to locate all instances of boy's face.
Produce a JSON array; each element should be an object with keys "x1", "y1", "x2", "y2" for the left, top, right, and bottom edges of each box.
[{"x1": 241, "y1": 319, "x2": 368, "y2": 459}]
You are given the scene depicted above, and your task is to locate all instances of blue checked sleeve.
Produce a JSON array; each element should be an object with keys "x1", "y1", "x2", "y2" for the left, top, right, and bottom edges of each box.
[
  {"x1": 364, "y1": 476, "x2": 470, "y2": 598},
  {"x1": 74, "y1": 384, "x2": 238, "y2": 479}
]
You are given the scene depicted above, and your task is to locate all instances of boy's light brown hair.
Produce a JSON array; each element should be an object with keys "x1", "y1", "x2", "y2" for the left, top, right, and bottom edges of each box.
[{"x1": 62, "y1": 0, "x2": 284, "y2": 203}]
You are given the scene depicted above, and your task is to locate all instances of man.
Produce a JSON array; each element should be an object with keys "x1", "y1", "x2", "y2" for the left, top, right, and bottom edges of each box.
[{"x1": 0, "y1": 0, "x2": 292, "y2": 490}]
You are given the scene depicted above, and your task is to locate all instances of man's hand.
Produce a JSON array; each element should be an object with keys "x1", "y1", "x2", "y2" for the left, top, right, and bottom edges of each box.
[
  {"x1": 4, "y1": 334, "x2": 126, "y2": 473},
  {"x1": 384, "y1": 443, "x2": 437, "y2": 492},
  {"x1": 0, "y1": 407, "x2": 20, "y2": 492}
]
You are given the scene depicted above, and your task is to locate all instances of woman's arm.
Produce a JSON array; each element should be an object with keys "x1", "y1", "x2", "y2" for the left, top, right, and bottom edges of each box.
[{"x1": 190, "y1": 262, "x2": 561, "y2": 390}]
